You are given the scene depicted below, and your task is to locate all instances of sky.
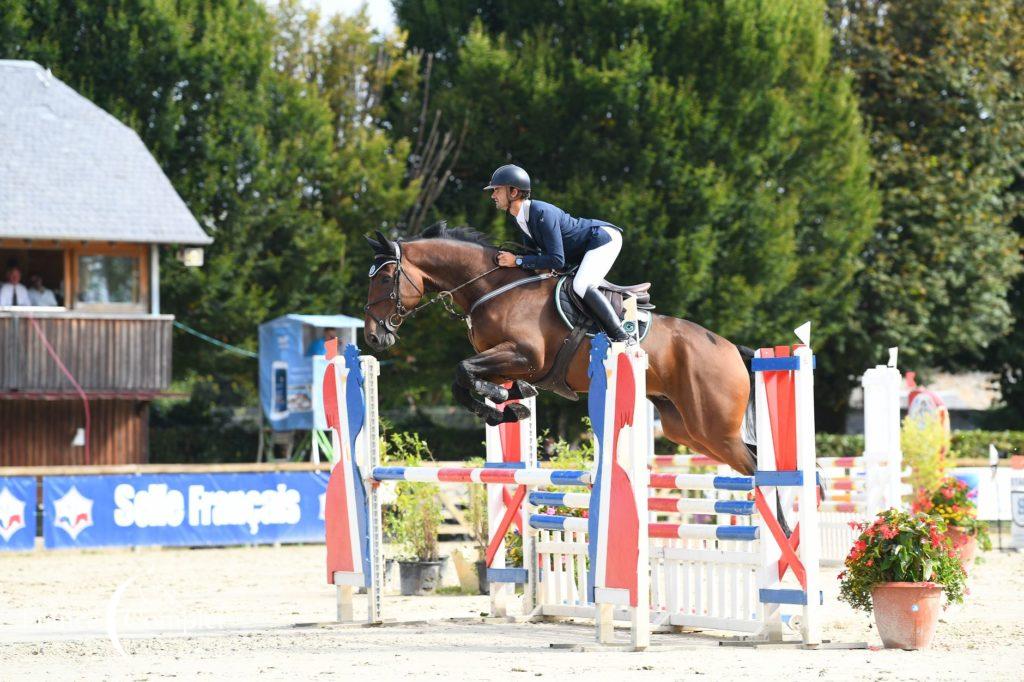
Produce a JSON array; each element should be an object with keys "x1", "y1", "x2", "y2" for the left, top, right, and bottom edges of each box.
[{"x1": 308, "y1": 0, "x2": 397, "y2": 33}]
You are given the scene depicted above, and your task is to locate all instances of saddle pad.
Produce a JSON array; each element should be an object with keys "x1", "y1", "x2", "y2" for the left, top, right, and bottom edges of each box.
[{"x1": 554, "y1": 276, "x2": 652, "y2": 342}]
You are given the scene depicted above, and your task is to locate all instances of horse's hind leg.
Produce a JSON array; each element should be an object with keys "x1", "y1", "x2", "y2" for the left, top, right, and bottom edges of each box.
[{"x1": 652, "y1": 396, "x2": 756, "y2": 475}]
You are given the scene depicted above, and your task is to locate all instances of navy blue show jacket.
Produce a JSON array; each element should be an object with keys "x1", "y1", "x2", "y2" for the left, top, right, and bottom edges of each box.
[{"x1": 514, "y1": 200, "x2": 619, "y2": 270}]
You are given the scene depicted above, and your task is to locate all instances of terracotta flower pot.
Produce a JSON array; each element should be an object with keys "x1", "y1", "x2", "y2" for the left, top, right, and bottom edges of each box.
[
  {"x1": 871, "y1": 582, "x2": 943, "y2": 650},
  {"x1": 945, "y1": 527, "x2": 978, "y2": 572}
]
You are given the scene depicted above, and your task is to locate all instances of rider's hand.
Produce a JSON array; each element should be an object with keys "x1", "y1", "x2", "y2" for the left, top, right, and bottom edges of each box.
[{"x1": 496, "y1": 251, "x2": 519, "y2": 268}]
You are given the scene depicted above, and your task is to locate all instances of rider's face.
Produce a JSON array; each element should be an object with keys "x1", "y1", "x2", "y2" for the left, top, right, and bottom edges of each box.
[{"x1": 491, "y1": 186, "x2": 508, "y2": 211}]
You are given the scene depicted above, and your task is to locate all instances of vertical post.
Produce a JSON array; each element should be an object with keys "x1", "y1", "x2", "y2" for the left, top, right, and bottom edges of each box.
[
  {"x1": 361, "y1": 354, "x2": 383, "y2": 624},
  {"x1": 149, "y1": 244, "x2": 160, "y2": 315},
  {"x1": 590, "y1": 319, "x2": 650, "y2": 650},
  {"x1": 330, "y1": 420, "x2": 354, "y2": 622},
  {"x1": 862, "y1": 353, "x2": 903, "y2": 514},
  {"x1": 794, "y1": 344, "x2": 821, "y2": 647},
  {"x1": 630, "y1": 346, "x2": 651, "y2": 651},
  {"x1": 754, "y1": 348, "x2": 783, "y2": 642}
]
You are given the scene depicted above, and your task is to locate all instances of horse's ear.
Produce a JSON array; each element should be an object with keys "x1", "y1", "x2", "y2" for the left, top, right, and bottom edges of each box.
[{"x1": 365, "y1": 233, "x2": 382, "y2": 252}]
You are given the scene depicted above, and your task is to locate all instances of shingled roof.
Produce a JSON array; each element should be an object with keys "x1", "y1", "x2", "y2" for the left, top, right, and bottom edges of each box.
[{"x1": 0, "y1": 60, "x2": 211, "y2": 244}]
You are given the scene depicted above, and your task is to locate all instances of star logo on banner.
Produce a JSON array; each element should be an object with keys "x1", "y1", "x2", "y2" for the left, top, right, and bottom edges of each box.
[
  {"x1": 53, "y1": 486, "x2": 94, "y2": 541},
  {"x1": 0, "y1": 487, "x2": 26, "y2": 542}
]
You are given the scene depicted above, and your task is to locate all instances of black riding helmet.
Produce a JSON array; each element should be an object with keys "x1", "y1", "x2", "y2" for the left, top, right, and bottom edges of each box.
[{"x1": 484, "y1": 164, "x2": 531, "y2": 192}]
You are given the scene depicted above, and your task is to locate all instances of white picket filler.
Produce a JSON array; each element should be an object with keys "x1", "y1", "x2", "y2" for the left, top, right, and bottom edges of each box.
[{"x1": 818, "y1": 349, "x2": 909, "y2": 565}]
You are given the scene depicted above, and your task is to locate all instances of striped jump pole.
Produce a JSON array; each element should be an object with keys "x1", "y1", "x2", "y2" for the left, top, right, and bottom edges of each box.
[
  {"x1": 530, "y1": 491, "x2": 756, "y2": 517},
  {"x1": 531, "y1": 514, "x2": 759, "y2": 542},
  {"x1": 648, "y1": 473, "x2": 754, "y2": 491}
]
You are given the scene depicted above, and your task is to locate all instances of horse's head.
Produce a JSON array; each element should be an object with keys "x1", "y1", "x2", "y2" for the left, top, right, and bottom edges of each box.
[{"x1": 363, "y1": 230, "x2": 426, "y2": 351}]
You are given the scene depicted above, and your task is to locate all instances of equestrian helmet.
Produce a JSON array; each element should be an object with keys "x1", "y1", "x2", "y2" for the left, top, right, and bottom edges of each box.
[{"x1": 484, "y1": 164, "x2": 531, "y2": 192}]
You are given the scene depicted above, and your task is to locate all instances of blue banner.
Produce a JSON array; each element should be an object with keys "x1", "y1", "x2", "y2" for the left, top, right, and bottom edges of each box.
[
  {"x1": 43, "y1": 472, "x2": 329, "y2": 549},
  {"x1": 0, "y1": 477, "x2": 37, "y2": 551}
]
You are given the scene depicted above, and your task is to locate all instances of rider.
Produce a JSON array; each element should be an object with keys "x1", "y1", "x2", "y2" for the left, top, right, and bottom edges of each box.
[{"x1": 486, "y1": 164, "x2": 629, "y2": 342}]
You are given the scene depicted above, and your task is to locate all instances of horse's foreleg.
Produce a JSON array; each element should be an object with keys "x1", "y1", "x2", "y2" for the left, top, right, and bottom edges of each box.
[
  {"x1": 456, "y1": 342, "x2": 537, "y2": 424},
  {"x1": 452, "y1": 381, "x2": 505, "y2": 425}
]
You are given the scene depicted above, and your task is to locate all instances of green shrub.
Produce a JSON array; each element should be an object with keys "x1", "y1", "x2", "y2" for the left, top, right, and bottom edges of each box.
[
  {"x1": 949, "y1": 430, "x2": 1024, "y2": 460},
  {"x1": 901, "y1": 412, "x2": 951, "y2": 492},
  {"x1": 815, "y1": 433, "x2": 865, "y2": 459}
]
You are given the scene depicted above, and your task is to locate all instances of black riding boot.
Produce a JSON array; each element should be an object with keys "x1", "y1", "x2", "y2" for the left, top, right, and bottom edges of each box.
[{"x1": 582, "y1": 287, "x2": 630, "y2": 342}]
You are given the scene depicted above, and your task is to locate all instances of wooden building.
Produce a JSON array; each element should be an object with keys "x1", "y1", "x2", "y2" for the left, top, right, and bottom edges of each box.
[{"x1": 0, "y1": 61, "x2": 211, "y2": 466}]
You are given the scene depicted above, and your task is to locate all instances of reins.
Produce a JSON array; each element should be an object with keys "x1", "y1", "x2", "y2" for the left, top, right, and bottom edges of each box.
[{"x1": 365, "y1": 240, "x2": 501, "y2": 337}]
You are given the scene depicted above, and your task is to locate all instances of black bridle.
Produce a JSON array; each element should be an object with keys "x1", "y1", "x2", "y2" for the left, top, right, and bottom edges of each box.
[{"x1": 365, "y1": 239, "x2": 500, "y2": 339}]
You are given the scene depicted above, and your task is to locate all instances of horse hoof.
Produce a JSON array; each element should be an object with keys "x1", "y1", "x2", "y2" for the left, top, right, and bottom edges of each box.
[
  {"x1": 507, "y1": 380, "x2": 538, "y2": 400},
  {"x1": 502, "y1": 403, "x2": 531, "y2": 423}
]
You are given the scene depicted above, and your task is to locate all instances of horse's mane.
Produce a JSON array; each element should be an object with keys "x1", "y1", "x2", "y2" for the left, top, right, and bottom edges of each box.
[{"x1": 415, "y1": 221, "x2": 495, "y2": 249}]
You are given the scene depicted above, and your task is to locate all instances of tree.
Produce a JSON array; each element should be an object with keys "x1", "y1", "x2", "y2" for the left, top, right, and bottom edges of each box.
[
  {"x1": 826, "y1": 0, "x2": 1023, "y2": 428},
  {"x1": 1, "y1": 0, "x2": 419, "y2": 393},
  {"x1": 393, "y1": 0, "x2": 877, "y2": 431}
]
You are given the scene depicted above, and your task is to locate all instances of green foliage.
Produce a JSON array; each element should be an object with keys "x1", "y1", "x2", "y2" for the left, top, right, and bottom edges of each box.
[
  {"x1": 149, "y1": 377, "x2": 258, "y2": 463},
  {"x1": 824, "y1": 0, "x2": 1024, "y2": 427},
  {"x1": 950, "y1": 430, "x2": 1024, "y2": 460},
  {"x1": 815, "y1": 433, "x2": 865, "y2": 459},
  {"x1": 911, "y1": 476, "x2": 991, "y2": 551},
  {"x1": 838, "y1": 509, "x2": 967, "y2": 613},
  {"x1": 394, "y1": 0, "x2": 877, "y2": 429},
  {"x1": 901, "y1": 412, "x2": 951, "y2": 492},
  {"x1": 0, "y1": 0, "x2": 419, "y2": 395},
  {"x1": 382, "y1": 444, "x2": 444, "y2": 561},
  {"x1": 463, "y1": 456, "x2": 489, "y2": 559}
]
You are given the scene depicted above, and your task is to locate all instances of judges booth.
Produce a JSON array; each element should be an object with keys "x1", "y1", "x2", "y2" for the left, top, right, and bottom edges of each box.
[{"x1": 257, "y1": 314, "x2": 363, "y2": 461}]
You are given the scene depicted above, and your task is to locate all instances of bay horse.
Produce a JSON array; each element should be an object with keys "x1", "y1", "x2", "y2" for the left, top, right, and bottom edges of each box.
[{"x1": 363, "y1": 224, "x2": 757, "y2": 475}]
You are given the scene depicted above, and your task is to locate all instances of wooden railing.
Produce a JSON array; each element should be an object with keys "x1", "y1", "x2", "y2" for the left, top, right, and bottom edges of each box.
[{"x1": 0, "y1": 311, "x2": 173, "y2": 393}]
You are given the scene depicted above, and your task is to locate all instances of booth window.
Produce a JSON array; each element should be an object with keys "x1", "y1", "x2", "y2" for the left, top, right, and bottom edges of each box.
[{"x1": 77, "y1": 254, "x2": 141, "y2": 306}]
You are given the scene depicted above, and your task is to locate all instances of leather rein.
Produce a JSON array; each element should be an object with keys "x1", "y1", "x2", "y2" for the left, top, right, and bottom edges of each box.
[{"x1": 365, "y1": 240, "x2": 504, "y2": 338}]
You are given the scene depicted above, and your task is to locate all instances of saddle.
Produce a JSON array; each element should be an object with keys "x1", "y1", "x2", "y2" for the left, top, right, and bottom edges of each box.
[
  {"x1": 555, "y1": 274, "x2": 655, "y2": 339},
  {"x1": 534, "y1": 275, "x2": 655, "y2": 401}
]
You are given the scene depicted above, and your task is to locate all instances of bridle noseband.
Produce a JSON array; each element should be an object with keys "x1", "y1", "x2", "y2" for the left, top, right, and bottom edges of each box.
[{"x1": 365, "y1": 239, "x2": 501, "y2": 339}]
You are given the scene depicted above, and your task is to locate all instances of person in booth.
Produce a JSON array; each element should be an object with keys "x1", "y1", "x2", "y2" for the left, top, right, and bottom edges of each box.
[
  {"x1": 306, "y1": 327, "x2": 338, "y2": 356},
  {"x1": 486, "y1": 164, "x2": 629, "y2": 342},
  {"x1": 27, "y1": 274, "x2": 58, "y2": 307},
  {"x1": 0, "y1": 264, "x2": 31, "y2": 306}
]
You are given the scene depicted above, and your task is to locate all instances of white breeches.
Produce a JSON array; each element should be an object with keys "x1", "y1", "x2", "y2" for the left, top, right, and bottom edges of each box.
[{"x1": 572, "y1": 226, "x2": 622, "y2": 297}]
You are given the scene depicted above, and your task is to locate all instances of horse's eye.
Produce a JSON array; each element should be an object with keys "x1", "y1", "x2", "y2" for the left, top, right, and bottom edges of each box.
[{"x1": 381, "y1": 275, "x2": 392, "y2": 283}]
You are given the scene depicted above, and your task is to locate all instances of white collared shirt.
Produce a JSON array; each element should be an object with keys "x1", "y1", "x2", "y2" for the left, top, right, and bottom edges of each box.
[
  {"x1": 514, "y1": 199, "x2": 531, "y2": 237},
  {"x1": 0, "y1": 283, "x2": 31, "y2": 306}
]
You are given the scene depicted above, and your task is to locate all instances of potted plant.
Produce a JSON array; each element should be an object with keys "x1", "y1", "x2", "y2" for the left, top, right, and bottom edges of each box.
[
  {"x1": 911, "y1": 476, "x2": 992, "y2": 572},
  {"x1": 839, "y1": 509, "x2": 967, "y2": 650},
  {"x1": 386, "y1": 476, "x2": 445, "y2": 595}
]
